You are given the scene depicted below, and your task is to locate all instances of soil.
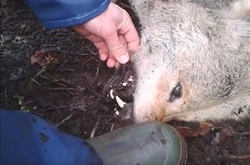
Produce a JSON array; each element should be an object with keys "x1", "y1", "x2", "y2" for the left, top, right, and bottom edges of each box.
[{"x1": 1, "y1": 1, "x2": 249, "y2": 164}]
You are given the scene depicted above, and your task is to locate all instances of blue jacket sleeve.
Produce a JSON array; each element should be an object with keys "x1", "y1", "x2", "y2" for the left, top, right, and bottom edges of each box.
[
  {"x1": 27, "y1": 0, "x2": 110, "y2": 29},
  {"x1": 0, "y1": 110, "x2": 102, "y2": 165}
]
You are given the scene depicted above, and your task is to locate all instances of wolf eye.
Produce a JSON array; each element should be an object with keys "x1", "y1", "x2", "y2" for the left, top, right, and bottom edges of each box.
[{"x1": 169, "y1": 83, "x2": 182, "y2": 102}]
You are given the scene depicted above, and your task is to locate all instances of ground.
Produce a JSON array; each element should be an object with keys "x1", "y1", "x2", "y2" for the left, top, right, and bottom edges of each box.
[{"x1": 1, "y1": 1, "x2": 250, "y2": 164}]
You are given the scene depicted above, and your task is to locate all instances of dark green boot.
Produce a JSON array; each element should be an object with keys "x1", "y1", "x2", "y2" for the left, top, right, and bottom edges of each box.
[{"x1": 88, "y1": 122, "x2": 187, "y2": 165}]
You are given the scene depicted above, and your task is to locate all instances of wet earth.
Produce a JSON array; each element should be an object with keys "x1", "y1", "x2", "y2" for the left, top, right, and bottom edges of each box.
[{"x1": 1, "y1": 1, "x2": 250, "y2": 164}]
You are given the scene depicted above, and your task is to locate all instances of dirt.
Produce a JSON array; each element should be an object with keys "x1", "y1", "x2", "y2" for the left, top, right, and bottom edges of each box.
[{"x1": 1, "y1": 1, "x2": 249, "y2": 165}]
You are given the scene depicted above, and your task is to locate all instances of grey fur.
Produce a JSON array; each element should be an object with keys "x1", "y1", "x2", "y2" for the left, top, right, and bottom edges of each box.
[{"x1": 128, "y1": 0, "x2": 250, "y2": 123}]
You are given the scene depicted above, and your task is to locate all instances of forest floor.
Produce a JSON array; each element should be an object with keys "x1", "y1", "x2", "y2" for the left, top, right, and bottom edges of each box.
[{"x1": 1, "y1": 1, "x2": 250, "y2": 164}]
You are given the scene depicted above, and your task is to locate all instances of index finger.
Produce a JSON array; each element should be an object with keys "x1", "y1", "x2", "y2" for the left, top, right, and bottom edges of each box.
[{"x1": 118, "y1": 12, "x2": 140, "y2": 52}]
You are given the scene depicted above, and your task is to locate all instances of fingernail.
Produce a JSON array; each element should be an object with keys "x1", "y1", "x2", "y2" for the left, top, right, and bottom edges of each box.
[{"x1": 119, "y1": 54, "x2": 129, "y2": 64}]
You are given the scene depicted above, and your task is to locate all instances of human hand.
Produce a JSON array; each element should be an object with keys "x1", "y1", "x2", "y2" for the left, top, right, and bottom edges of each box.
[{"x1": 74, "y1": 2, "x2": 140, "y2": 68}]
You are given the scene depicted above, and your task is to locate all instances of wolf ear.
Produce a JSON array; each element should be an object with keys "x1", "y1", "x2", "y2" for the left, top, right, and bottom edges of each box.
[{"x1": 231, "y1": 0, "x2": 250, "y2": 38}]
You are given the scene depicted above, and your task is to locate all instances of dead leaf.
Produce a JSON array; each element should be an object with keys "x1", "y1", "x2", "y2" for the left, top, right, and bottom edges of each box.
[
  {"x1": 30, "y1": 51, "x2": 59, "y2": 67},
  {"x1": 30, "y1": 51, "x2": 43, "y2": 65},
  {"x1": 176, "y1": 122, "x2": 214, "y2": 137}
]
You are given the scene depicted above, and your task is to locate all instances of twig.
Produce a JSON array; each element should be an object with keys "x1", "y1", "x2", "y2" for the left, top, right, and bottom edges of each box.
[
  {"x1": 110, "y1": 123, "x2": 115, "y2": 132},
  {"x1": 86, "y1": 86, "x2": 107, "y2": 99},
  {"x1": 30, "y1": 77, "x2": 41, "y2": 86},
  {"x1": 82, "y1": 56, "x2": 95, "y2": 66},
  {"x1": 40, "y1": 74, "x2": 73, "y2": 87},
  {"x1": 89, "y1": 115, "x2": 101, "y2": 139},
  {"x1": 28, "y1": 66, "x2": 46, "y2": 87},
  {"x1": 75, "y1": 52, "x2": 99, "y2": 56},
  {"x1": 56, "y1": 111, "x2": 77, "y2": 127},
  {"x1": 60, "y1": 68, "x2": 75, "y2": 72},
  {"x1": 234, "y1": 132, "x2": 250, "y2": 136},
  {"x1": 42, "y1": 87, "x2": 75, "y2": 91},
  {"x1": 224, "y1": 154, "x2": 250, "y2": 160},
  {"x1": 41, "y1": 102, "x2": 86, "y2": 111},
  {"x1": 65, "y1": 89, "x2": 75, "y2": 96},
  {"x1": 38, "y1": 75, "x2": 76, "y2": 96},
  {"x1": 41, "y1": 87, "x2": 75, "y2": 96},
  {"x1": 94, "y1": 62, "x2": 100, "y2": 81},
  {"x1": 34, "y1": 66, "x2": 46, "y2": 79},
  {"x1": 42, "y1": 87, "x2": 75, "y2": 96}
]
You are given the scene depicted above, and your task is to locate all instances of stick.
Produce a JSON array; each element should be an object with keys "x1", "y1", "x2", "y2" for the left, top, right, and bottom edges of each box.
[
  {"x1": 89, "y1": 115, "x2": 101, "y2": 139},
  {"x1": 56, "y1": 111, "x2": 77, "y2": 127},
  {"x1": 224, "y1": 154, "x2": 250, "y2": 160}
]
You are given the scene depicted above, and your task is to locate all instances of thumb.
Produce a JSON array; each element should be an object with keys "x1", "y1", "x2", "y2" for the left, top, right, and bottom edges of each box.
[{"x1": 103, "y1": 31, "x2": 129, "y2": 64}]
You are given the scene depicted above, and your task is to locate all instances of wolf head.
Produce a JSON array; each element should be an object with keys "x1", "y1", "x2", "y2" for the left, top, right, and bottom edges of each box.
[{"x1": 131, "y1": 0, "x2": 250, "y2": 123}]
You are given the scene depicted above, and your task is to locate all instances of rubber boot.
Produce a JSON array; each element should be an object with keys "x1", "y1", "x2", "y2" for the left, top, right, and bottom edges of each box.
[
  {"x1": 1, "y1": 110, "x2": 187, "y2": 165},
  {"x1": 88, "y1": 122, "x2": 187, "y2": 165}
]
